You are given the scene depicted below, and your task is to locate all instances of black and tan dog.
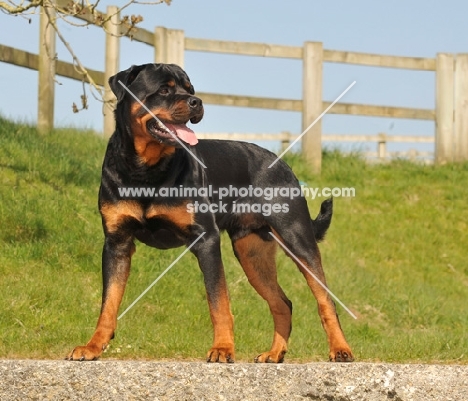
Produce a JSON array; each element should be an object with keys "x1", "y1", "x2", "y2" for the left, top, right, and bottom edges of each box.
[{"x1": 66, "y1": 63, "x2": 353, "y2": 363}]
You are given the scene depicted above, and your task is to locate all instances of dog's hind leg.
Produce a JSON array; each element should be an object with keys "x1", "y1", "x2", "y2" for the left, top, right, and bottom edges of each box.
[
  {"x1": 271, "y1": 227, "x2": 354, "y2": 362},
  {"x1": 233, "y1": 233, "x2": 292, "y2": 363}
]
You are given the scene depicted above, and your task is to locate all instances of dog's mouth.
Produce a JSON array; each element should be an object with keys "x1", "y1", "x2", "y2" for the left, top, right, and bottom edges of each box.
[{"x1": 146, "y1": 119, "x2": 198, "y2": 146}]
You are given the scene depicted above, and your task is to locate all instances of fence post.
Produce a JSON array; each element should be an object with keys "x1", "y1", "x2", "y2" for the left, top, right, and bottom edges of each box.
[
  {"x1": 280, "y1": 131, "x2": 290, "y2": 151},
  {"x1": 408, "y1": 149, "x2": 418, "y2": 162},
  {"x1": 154, "y1": 27, "x2": 185, "y2": 67},
  {"x1": 302, "y1": 42, "x2": 323, "y2": 174},
  {"x1": 37, "y1": 5, "x2": 56, "y2": 133},
  {"x1": 435, "y1": 53, "x2": 455, "y2": 164},
  {"x1": 377, "y1": 133, "x2": 387, "y2": 160},
  {"x1": 454, "y1": 54, "x2": 468, "y2": 162},
  {"x1": 103, "y1": 6, "x2": 120, "y2": 139}
]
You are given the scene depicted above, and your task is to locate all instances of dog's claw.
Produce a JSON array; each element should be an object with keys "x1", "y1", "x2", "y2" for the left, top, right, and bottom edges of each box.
[
  {"x1": 255, "y1": 350, "x2": 286, "y2": 363},
  {"x1": 330, "y1": 350, "x2": 354, "y2": 362},
  {"x1": 66, "y1": 344, "x2": 103, "y2": 361},
  {"x1": 206, "y1": 346, "x2": 235, "y2": 363}
]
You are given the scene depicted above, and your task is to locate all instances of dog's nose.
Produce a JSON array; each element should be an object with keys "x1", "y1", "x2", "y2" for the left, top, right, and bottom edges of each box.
[{"x1": 188, "y1": 96, "x2": 202, "y2": 109}]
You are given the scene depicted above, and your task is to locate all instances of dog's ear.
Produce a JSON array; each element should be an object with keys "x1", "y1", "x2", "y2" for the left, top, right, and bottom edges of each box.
[{"x1": 108, "y1": 64, "x2": 146, "y2": 103}]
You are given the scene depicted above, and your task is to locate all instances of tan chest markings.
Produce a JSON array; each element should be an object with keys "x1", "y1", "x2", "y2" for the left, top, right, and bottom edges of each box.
[{"x1": 100, "y1": 201, "x2": 194, "y2": 233}]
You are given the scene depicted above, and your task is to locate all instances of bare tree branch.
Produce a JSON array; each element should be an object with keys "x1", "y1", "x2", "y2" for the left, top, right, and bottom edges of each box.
[
  {"x1": 0, "y1": 0, "x2": 42, "y2": 15},
  {"x1": 42, "y1": 1, "x2": 103, "y2": 111},
  {"x1": 1, "y1": 0, "x2": 171, "y2": 112}
]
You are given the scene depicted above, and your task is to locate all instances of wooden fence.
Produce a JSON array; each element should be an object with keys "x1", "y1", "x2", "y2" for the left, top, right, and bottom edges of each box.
[
  {"x1": 1, "y1": 2, "x2": 467, "y2": 173},
  {"x1": 195, "y1": 132, "x2": 434, "y2": 163}
]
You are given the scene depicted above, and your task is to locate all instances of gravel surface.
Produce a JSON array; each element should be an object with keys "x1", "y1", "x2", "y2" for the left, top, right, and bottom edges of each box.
[{"x1": 0, "y1": 360, "x2": 467, "y2": 400}]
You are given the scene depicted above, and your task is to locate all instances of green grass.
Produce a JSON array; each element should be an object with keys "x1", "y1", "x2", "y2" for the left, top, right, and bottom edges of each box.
[{"x1": 1, "y1": 116, "x2": 467, "y2": 363}]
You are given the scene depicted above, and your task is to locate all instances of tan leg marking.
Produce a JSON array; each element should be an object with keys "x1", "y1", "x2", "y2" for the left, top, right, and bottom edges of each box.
[
  {"x1": 234, "y1": 234, "x2": 291, "y2": 363},
  {"x1": 272, "y1": 229, "x2": 353, "y2": 362},
  {"x1": 206, "y1": 269, "x2": 235, "y2": 363}
]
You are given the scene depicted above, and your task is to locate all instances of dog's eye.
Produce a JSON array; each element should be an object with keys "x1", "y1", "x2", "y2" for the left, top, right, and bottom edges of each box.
[{"x1": 158, "y1": 87, "x2": 170, "y2": 95}]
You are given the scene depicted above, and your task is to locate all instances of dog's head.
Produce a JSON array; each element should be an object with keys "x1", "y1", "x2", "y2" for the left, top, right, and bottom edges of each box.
[{"x1": 109, "y1": 63, "x2": 204, "y2": 152}]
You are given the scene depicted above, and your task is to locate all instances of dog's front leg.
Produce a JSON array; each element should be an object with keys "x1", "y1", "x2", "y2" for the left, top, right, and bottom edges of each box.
[
  {"x1": 192, "y1": 231, "x2": 235, "y2": 363},
  {"x1": 66, "y1": 235, "x2": 135, "y2": 361}
]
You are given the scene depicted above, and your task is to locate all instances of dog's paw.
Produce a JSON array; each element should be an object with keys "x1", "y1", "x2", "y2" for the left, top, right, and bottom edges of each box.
[
  {"x1": 65, "y1": 344, "x2": 104, "y2": 361},
  {"x1": 206, "y1": 345, "x2": 235, "y2": 363},
  {"x1": 254, "y1": 350, "x2": 286, "y2": 363},
  {"x1": 329, "y1": 349, "x2": 354, "y2": 362}
]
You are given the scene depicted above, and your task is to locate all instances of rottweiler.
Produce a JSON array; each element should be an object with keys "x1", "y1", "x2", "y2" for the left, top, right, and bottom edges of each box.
[{"x1": 66, "y1": 63, "x2": 353, "y2": 363}]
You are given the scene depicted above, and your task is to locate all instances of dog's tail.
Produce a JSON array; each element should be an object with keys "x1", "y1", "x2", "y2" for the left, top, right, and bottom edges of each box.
[{"x1": 312, "y1": 198, "x2": 333, "y2": 242}]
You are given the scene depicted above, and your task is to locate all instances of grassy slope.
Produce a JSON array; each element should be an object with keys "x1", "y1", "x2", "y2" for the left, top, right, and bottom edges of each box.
[{"x1": 0, "y1": 117, "x2": 467, "y2": 363}]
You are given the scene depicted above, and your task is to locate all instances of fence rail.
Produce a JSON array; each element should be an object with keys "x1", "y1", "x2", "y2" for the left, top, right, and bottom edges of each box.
[
  {"x1": 1, "y1": 42, "x2": 436, "y2": 121},
  {"x1": 1, "y1": 2, "x2": 467, "y2": 172},
  {"x1": 196, "y1": 132, "x2": 434, "y2": 161},
  {"x1": 0, "y1": 44, "x2": 105, "y2": 84}
]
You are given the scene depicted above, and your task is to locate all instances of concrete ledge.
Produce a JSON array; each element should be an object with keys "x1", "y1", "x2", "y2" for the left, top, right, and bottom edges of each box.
[{"x1": 0, "y1": 360, "x2": 467, "y2": 400}]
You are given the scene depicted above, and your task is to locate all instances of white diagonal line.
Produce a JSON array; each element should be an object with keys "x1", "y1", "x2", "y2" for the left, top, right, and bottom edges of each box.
[
  {"x1": 268, "y1": 81, "x2": 356, "y2": 168},
  {"x1": 268, "y1": 232, "x2": 357, "y2": 319},
  {"x1": 117, "y1": 80, "x2": 207, "y2": 169},
  {"x1": 118, "y1": 232, "x2": 206, "y2": 320}
]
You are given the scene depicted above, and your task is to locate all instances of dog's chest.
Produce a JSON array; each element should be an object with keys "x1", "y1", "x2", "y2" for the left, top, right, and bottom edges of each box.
[{"x1": 100, "y1": 200, "x2": 193, "y2": 249}]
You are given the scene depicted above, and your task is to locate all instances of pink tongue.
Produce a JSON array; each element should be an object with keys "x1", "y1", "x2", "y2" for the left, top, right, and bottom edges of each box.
[{"x1": 166, "y1": 123, "x2": 198, "y2": 146}]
